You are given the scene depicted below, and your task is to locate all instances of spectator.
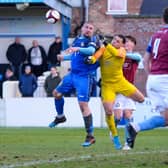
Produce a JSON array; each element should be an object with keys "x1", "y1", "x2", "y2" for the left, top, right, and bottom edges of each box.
[
  {"x1": 19, "y1": 65, "x2": 37, "y2": 97},
  {"x1": 6, "y1": 37, "x2": 27, "y2": 79},
  {"x1": 4, "y1": 66, "x2": 17, "y2": 81},
  {"x1": 48, "y1": 36, "x2": 62, "y2": 68},
  {"x1": 44, "y1": 66, "x2": 61, "y2": 97},
  {"x1": 28, "y1": 40, "x2": 47, "y2": 77}
]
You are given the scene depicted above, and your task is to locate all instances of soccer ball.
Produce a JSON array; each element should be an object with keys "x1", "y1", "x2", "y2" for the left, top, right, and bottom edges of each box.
[{"x1": 45, "y1": 9, "x2": 60, "y2": 24}]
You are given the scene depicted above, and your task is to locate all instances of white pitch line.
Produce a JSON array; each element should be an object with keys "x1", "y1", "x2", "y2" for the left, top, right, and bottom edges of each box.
[{"x1": 1, "y1": 150, "x2": 168, "y2": 168}]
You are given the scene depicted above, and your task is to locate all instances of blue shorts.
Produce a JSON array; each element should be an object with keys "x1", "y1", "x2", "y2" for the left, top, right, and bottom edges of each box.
[{"x1": 56, "y1": 73, "x2": 92, "y2": 102}]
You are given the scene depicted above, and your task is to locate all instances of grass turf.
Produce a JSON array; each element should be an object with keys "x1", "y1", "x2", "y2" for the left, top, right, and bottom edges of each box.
[{"x1": 0, "y1": 127, "x2": 168, "y2": 168}]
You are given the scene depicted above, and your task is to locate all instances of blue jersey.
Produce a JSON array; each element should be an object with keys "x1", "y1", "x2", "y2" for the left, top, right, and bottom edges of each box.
[{"x1": 70, "y1": 35, "x2": 99, "y2": 76}]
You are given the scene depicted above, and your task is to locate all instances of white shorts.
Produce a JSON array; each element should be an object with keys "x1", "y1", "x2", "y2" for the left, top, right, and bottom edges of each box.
[
  {"x1": 146, "y1": 74, "x2": 168, "y2": 113},
  {"x1": 113, "y1": 94, "x2": 136, "y2": 110}
]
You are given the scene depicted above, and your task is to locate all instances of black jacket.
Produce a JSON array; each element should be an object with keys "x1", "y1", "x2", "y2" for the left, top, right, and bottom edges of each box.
[
  {"x1": 48, "y1": 42, "x2": 62, "y2": 65},
  {"x1": 6, "y1": 43, "x2": 27, "y2": 66}
]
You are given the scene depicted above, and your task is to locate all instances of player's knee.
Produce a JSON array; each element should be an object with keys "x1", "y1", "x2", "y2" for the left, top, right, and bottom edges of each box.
[
  {"x1": 79, "y1": 102, "x2": 90, "y2": 114},
  {"x1": 125, "y1": 115, "x2": 131, "y2": 120},
  {"x1": 138, "y1": 92, "x2": 145, "y2": 102},
  {"x1": 114, "y1": 111, "x2": 122, "y2": 120},
  {"x1": 105, "y1": 109, "x2": 113, "y2": 115},
  {"x1": 53, "y1": 90, "x2": 62, "y2": 99},
  {"x1": 124, "y1": 111, "x2": 132, "y2": 119},
  {"x1": 132, "y1": 90, "x2": 145, "y2": 103},
  {"x1": 139, "y1": 97, "x2": 145, "y2": 103}
]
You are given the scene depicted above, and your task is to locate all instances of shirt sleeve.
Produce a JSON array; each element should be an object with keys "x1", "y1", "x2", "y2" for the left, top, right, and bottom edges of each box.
[
  {"x1": 106, "y1": 44, "x2": 126, "y2": 58},
  {"x1": 79, "y1": 46, "x2": 96, "y2": 55},
  {"x1": 126, "y1": 52, "x2": 142, "y2": 62},
  {"x1": 63, "y1": 54, "x2": 72, "y2": 61},
  {"x1": 92, "y1": 46, "x2": 106, "y2": 60},
  {"x1": 146, "y1": 37, "x2": 152, "y2": 53}
]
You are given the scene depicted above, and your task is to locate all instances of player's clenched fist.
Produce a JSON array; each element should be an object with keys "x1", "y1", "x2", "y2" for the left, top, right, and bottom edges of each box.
[{"x1": 84, "y1": 56, "x2": 96, "y2": 64}]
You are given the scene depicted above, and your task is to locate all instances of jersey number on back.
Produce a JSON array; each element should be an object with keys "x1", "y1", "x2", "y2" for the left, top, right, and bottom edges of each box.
[{"x1": 153, "y1": 38, "x2": 161, "y2": 59}]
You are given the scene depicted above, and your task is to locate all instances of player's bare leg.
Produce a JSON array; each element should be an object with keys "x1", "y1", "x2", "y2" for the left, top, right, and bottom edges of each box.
[
  {"x1": 79, "y1": 101, "x2": 96, "y2": 147},
  {"x1": 49, "y1": 90, "x2": 66, "y2": 128}
]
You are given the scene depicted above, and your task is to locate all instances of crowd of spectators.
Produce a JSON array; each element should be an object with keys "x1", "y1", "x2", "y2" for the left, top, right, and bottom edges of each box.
[
  {"x1": 0, "y1": 36, "x2": 98, "y2": 98},
  {"x1": 0, "y1": 36, "x2": 62, "y2": 98}
]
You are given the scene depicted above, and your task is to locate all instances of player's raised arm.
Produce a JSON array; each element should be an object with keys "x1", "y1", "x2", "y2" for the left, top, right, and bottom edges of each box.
[
  {"x1": 67, "y1": 46, "x2": 96, "y2": 56},
  {"x1": 92, "y1": 46, "x2": 105, "y2": 60},
  {"x1": 84, "y1": 46, "x2": 106, "y2": 64},
  {"x1": 106, "y1": 44, "x2": 126, "y2": 58},
  {"x1": 126, "y1": 52, "x2": 142, "y2": 62},
  {"x1": 106, "y1": 34, "x2": 126, "y2": 58},
  {"x1": 143, "y1": 51, "x2": 151, "y2": 75},
  {"x1": 57, "y1": 52, "x2": 72, "y2": 61},
  {"x1": 143, "y1": 37, "x2": 152, "y2": 74}
]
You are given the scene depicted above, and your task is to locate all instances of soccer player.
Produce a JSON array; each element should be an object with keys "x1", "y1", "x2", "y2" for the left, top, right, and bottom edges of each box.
[
  {"x1": 126, "y1": 7, "x2": 168, "y2": 148},
  {"x1": 86, "y1": 34, "x2": 144, "y2": 150},
  {"x1": 48, "y1": 22, "x2": 100, "y2": 147},
  {"x1": 112, "y1": 35, "x2": 142, "y2": 150}
]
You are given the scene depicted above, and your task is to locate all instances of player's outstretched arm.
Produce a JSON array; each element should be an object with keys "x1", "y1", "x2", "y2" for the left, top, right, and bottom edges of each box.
[
  {"x1": 126, "y1": 52, "x2": 142, "y2": 62},
  {"x1": 86, "y1": 46, "x2": 105, "y2": 64},
  {"x1": 67, "y1": 46, "x2": 96, "y2": 56},
  {"x1": 95, "y1": 46, "x2": 106, "y2": 57},
  {"x1": 143, "y1": 51, "x2": 151, "y2": 75},
  {"x1": 57, "y1": 53, "x2": 72, "y2": 61},
  {"x1": 79, "y1": 46, "x2": 96, "y2": 55},
  {"x1": 106, "y1": 44, "x2": 126, "y2": 58}
]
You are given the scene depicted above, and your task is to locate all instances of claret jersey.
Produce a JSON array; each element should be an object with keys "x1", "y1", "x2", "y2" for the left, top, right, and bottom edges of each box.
[{"x1": 146, "y1": 26, "x2": 168, "y2": 74}]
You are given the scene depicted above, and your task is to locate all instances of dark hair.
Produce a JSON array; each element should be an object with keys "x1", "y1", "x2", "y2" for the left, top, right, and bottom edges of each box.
[
  {"x1": 6, "y1": 65, "x2": 13, "y2": 72},
  {"x1": 50, "y1": 65, "x2": 57, "y2": 70},
  {"x1": 163, "y1": 7, "x2": 168, "y2": 24},
  {"x1": 125, "y1": 35, "x2": 137, "y2": 45},
  {"x1": 114, "y1": 34, "x2": 126, "y2": 44}
]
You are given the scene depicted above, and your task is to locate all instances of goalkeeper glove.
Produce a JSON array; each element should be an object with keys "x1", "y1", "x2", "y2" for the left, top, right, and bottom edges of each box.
[
  {"x1": 98, "y1": 35, "x2": 108, "y2": 46},
  {"x1": 84, "y1": 56, "x2": 96, "y2": 64}
]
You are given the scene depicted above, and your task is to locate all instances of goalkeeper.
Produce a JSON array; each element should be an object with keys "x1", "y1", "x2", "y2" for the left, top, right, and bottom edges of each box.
[{"x1": 85, "y1": 34, "x2": 145, "y2": 150}]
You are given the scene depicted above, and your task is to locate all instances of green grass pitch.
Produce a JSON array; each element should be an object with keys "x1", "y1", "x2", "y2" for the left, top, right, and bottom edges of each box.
[{"x1": 0, "y1": 127, "x2": 168, "y2": 168}]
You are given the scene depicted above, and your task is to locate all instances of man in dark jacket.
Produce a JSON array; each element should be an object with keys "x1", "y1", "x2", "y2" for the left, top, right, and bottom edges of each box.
[
  {"x1": 48, "y1": 36, "x2": 62, "y2": 68},
  {"x1": 44, "y1": 66, "x2": 61, "y2": 97},
  {"x1": 28, "y1": 40, "x2": 47, "y2": 77},
  {"x1": 6, "y1": 37, "x2": 27, "y2": 79}
]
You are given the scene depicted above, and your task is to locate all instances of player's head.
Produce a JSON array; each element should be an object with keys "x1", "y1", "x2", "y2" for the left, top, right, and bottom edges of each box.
[
  {"x1": 163, "y1": 7, "x2": 168, "y2": 24},
  {"x1": 125, "y1": 35, "x2": 137, "y2": 52},
  {"x1": 111, "y1": 34, "x2": 126, "y2": 49},
  {"x1": 81, "y1": 22, "x2": 94, "y2": 37}
]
